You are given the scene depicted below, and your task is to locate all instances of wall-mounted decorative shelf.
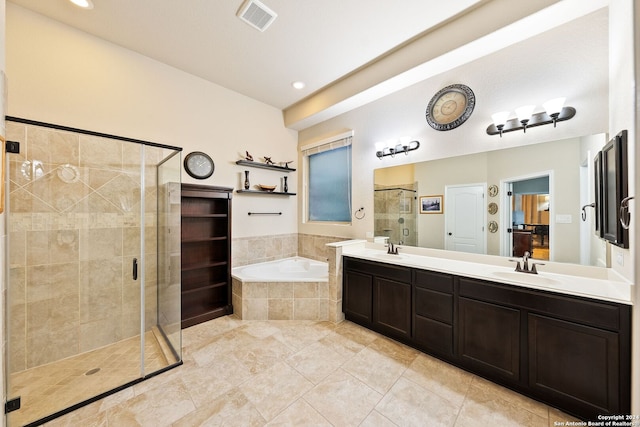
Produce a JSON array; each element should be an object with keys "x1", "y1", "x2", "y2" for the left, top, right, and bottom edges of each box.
[
  {"x1": 236, "y1": 160, "x2": 296, "y2": 172},
  {"x1": 236, "y1": 190, "x2": 296, "y2": 196}
]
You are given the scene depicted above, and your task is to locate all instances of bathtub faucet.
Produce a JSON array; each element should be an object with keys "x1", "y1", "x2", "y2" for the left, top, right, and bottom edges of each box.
[{"x1": 386, "y1": 243, "x2": 399, "y2": 255}]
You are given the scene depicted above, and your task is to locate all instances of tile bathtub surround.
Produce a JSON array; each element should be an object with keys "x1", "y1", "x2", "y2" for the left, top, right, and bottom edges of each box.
[
  {"x1": 298, "y1": 233, "x2": 348, "y2": 262},
  {"x1": 232, "y1": 278, "x2": 329, "y2": 321},
  {"x1": 232, "y1": 234, "x2": 298, "y2": 267},
  {"x1": 231, "y1": 233, "x2": 348, "y2": 267},
  {"x1": 42, "y1": 316, "x2": 580, "y2": 427}
]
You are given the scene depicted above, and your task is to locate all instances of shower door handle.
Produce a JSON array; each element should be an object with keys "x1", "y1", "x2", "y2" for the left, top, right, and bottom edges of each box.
[{"x1": 132, "y1": 258, "x2": 138, "y2": 280}]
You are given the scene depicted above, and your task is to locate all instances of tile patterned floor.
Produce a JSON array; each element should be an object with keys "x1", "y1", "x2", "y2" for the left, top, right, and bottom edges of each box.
[
  {"x1": 30, "y1": 316, "x2": 581, "y2": 427},
  {"x1": 9, "y1": 331, "x2": 169, "y2": 427}
]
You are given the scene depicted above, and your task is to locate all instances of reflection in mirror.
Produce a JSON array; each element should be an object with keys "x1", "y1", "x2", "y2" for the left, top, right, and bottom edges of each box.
[
  {"x1": 508, "y1": 176, "x2": 550, "y2": 261},
  {"x1": 374, "y1": 135, "x2": 609, "y2": 267}
]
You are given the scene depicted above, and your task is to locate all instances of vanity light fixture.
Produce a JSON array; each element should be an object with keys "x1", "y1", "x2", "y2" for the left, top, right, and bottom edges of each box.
[
  {"x1": 69, "y1": 0, "x2": 94, "y2": 9},
  {"x1": 486, "y1": 98, "x2": 576, "y2": 137},
  {"x1": 376, "y1": 140, "x2": 420, "y2": 159},
  {"x1": 515, "y1": 105, "x2": 536, "y2": 132}
]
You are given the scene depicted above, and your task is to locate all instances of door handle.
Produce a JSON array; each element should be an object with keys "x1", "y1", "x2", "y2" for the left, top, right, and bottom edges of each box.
[
  {"x1": 448, "y1": 232, "x2": 453, "y2": 236},
  {"x1": 132, "y1": 258, "x2": 138, "y2": 280}
]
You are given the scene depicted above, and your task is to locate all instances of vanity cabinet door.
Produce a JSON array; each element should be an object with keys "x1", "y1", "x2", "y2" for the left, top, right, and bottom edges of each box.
[
  {"x1": 373, "y1": 277, "x2": 412, "y2": 339},
  {"x1": 528, "y1": 313, "x2": 622, "y2": 418},
  {"x1": 458, "y1": 296, "x2": 521, "y2": 382},
  {"x1": 343, "y1": 269, "x2": 373, "y2": 325}
]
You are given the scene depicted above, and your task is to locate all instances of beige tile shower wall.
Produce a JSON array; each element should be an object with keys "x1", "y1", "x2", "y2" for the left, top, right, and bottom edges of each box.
[{"x1": 5, "y1": 122, "x2": 161, "y2": 373}]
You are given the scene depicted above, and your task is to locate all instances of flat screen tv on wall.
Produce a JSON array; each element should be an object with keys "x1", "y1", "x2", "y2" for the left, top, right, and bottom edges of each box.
[{"x1": 600, "y1": 130, "x2": 628, "y2": 248}]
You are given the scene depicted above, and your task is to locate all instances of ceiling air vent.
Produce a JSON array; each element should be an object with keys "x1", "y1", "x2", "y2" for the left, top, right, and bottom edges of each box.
[{"x1": 237, "y1": 0, "x2": 277, "y2": 32}]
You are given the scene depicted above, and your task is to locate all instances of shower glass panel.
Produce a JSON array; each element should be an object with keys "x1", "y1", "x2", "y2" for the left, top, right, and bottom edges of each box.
[
  {"x1": 149, "y1": 148, "x2": 183, "y2": 370},
  {"x1": 5, "y1": 118, "x2": 182, "y2": 426},
  {"x1": 374, "y1": 184, "x2": 418, "y2": 246}
]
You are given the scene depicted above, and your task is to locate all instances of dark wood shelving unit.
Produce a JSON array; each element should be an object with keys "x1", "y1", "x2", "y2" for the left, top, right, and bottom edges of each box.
[
  {"x1": 235, "y1": 159, "x2": 296, "y2": 197},
  {"x1": 235, "y1": 159, "x2": 296, "y2": 172},
  {"x1": 235, "y1": 189, "x2": 296, "y2": 196},
  {"x1": 181, "y1": 183, "x2": 233, "y2": 328}
]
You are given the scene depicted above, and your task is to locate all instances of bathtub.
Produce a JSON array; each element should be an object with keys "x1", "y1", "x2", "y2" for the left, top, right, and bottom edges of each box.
[
  {"x1": 231, "y1": 257, "x2": 329, "y2": 321},
  {"x1": 232, "y1": 257, "x2": 328, "y2": 282}
]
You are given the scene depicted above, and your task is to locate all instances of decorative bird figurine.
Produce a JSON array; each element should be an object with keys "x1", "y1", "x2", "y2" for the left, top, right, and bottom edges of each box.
[
  {"x1": 282, "y1": 161, "x2": 294, "y2": 169},
  {"x1": 245, "y1": 151, "x2": 253, "y2": 161},
  {"x1": 264, "y1": 156, "x2": 275, "y2": 165}
]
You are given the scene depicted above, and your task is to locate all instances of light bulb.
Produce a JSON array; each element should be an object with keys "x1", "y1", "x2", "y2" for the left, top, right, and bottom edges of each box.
[
  {"x1": 543, "y1": 97, "x2": 566, "y2": 116},
  {"x1": 515, "y1": 105, "x2": 535, "y2": 123},
  {"x1": 491, "y1": 111, "x2": 510, "y2": 127}
]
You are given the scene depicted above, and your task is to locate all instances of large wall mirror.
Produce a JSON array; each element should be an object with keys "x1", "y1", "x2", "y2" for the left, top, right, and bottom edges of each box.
[{"x1": 374, "y1": 134, "x2": 609, "y2": 268}]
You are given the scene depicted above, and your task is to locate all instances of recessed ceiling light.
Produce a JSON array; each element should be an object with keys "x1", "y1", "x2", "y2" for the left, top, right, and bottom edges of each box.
[
  {"x1": 292, "y1": 81, "x2": 306, "y2": 90},
  {"x1": 69, "y1": 0, "x2": 94, "y2": 9}
]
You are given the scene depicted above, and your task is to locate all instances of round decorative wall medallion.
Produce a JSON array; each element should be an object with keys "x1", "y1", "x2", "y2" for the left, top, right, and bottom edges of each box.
[
  {"x1": 488, "y1": 185, "x2": 499, "y2": 197},
  {"x1": 488, "y1": 202, "x2": 498, "y2": 215},
  {"x1": 488, "y1": 221, "x2": 499, "y2": 233},
  {"x1": 425, "y1": 84, "x2": 475, "y2": 131}
]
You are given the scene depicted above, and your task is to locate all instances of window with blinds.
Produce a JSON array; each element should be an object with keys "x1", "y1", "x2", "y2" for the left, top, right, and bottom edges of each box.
[{"x1": 302, "y1": 133, "x2": 352, "y2": 222}]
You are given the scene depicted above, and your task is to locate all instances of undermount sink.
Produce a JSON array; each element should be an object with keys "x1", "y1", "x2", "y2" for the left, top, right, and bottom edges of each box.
[
  {"x1": 491, "y1": 270, "x2": 560, "y2": 286},
  {"x1": 373, "y1": 253, "x2": 407, "y2": 261}
]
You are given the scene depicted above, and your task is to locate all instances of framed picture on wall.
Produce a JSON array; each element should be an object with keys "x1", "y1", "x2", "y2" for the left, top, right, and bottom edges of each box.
[{"x1": 420, "y1": 195, "x2": 443, "y2": 214}]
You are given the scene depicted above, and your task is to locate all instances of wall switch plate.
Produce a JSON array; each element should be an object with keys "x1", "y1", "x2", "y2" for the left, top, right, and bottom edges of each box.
[
  {"x1": 555, "y1": 214, "x2": 572, "y2": 224},
  {"x1": 616, "y1": 252, "x2": 624, "y2": 266},
  {"x1": 365, "y1": 231, "x2": 373, "y2": 238}
]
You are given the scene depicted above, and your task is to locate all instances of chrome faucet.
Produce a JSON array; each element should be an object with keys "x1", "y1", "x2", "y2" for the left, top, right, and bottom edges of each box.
[
  {"x1": 509, "y1": 251, "x2": 544, "y2": 274},
  {"x1": 386, "y1": 243, "x2": 399, "y2": 255}
]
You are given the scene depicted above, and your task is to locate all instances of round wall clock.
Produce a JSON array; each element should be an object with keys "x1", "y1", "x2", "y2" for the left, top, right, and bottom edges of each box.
[
  {"x1": 425, "y1": 84, "x2": 475, "y2": 131},
  {"x1": 184, "y1": 151, "x2": 214, "y2": 179}
]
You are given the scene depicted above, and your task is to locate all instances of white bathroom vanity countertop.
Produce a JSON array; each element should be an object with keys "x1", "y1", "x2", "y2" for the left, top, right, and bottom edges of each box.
[{"x1": 339, "y1": 242, "x2": 633, "y2": 305}]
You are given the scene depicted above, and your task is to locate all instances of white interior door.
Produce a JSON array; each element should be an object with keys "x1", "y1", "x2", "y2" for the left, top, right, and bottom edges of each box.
[{"x1": 445, "y1": 184, "x2": 486, "y2": 254}]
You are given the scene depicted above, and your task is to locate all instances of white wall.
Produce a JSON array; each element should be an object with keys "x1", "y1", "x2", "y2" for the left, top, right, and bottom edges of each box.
[{"x1": 5, "y1": 3, "x2": 299, "y2": 240}]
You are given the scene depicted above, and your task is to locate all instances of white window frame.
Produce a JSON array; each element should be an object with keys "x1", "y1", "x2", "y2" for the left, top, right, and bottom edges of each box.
[{"x1": 301, "y1": 130, "x2": 354, "y2": 224}]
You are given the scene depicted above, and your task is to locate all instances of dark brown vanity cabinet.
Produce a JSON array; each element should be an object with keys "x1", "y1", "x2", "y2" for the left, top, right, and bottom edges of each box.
[
  {"x1": 528, "y1": 314, "x2": 623, "y2": 417},
  {"x1": 342, "y1": 258, "x2": 631, "y2": 420},
  {"x1": 457, "y1": 277, "x2": 630, "y2": 419},
  {"x1": 342, "y1": 257, "x2": 412, "y2": 340},
  {"x1": 413, "y1": 270, "x2": 454, "y2": 357},
  {"x1": 458, "y1": 296, "x2": 521, "y2": 382}
]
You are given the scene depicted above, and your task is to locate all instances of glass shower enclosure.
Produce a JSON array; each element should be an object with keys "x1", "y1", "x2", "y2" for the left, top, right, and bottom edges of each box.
[
  {"x1": 4, "y1": 118, "x2": 182, "y2": 426},
  {"x1": 374, "y1": 184, "x2": 418, "y2": 246}
]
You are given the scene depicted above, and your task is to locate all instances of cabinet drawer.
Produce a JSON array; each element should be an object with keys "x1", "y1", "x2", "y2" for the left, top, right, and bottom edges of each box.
[
  {"x1": 344, "y1": 257, "x2": 411, "y2": 283},
  {"x1": 415, "y1": 287, "x2": 452, "y2": 324},
  {"x1": 414, "y1": 316, "x2": 453, "y2": 356},
  {"x1": 458, "y1": 277, "x2": 623, "y2": 331},
  {"x1": 414, "y1": 270, "x2": 453, "y2": 293}
]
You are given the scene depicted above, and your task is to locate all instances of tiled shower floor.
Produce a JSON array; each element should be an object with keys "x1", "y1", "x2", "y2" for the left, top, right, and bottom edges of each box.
[
  {"x1": 8, "y1": 331, "x2": 169, "y2": 426},
  {"x1": 34, "y1": 316, "x2": 581, "y2": 426}
]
